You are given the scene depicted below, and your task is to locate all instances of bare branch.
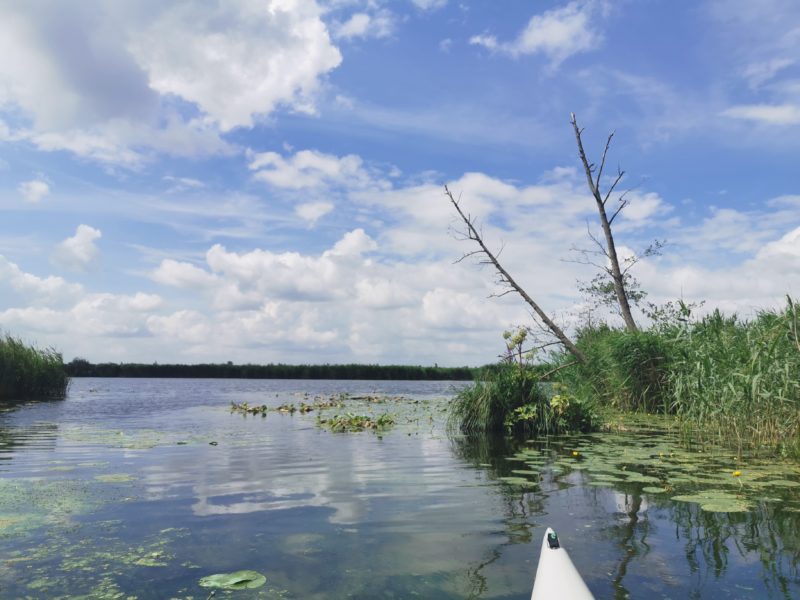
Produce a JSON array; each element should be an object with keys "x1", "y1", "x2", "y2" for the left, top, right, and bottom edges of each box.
[
  {"x1": 540, "y1": 360, "x2": 579, "y2": 380},
  {"x1": 602, "y1": 169, "x2": 625, "y2": 206},
  {"x1": 446, "y1": 182, "x2": 587, "y2": 363},
  {"x1": 607, "y1": 196, "x2": 629, "y2": 226},
  {"x1": 595, "y1": 132, "x2": 615, "y2": 192}
]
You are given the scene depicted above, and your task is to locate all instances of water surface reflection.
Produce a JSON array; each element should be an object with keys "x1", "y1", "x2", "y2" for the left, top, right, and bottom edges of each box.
[{"x1": 0, "y1": 379, "x2": 797, "y2": 598}]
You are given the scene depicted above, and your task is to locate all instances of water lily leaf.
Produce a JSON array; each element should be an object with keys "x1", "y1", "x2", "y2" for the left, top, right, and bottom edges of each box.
[
  {"x1": 671, "y1": 490, "x2": 751, "y2": 513},
  {"x1": 498, "y1": 476, "x2": 535, "y2": 486},
  {"x1": 511, "y1": 469, "x2": 539, "y2": 476},
  {"x1": 199, "y1": 570, "x2": 266, "y2": 590},
  {"x1": 642, "y1": 486, "x2": 667, "y2": 494},
  {"x1": 762, "y1": 479, "x2": 800, "y2": 488}
]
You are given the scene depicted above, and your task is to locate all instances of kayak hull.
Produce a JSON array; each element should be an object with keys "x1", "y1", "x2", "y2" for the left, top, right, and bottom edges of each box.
[{"x1": 531, "y1": 527, "x2": 594, "y2": 600}]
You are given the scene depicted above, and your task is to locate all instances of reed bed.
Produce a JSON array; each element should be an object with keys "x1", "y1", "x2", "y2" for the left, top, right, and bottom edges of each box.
[
  {"x1": 556, "y1": 299, "x2": 800, "y2": 456},
  {"x1": 0, "y1": 334, "x2": 69, "y2": 400},
  {"x1": 669, "y1": 303, "x2": 800, "y2": 456}
]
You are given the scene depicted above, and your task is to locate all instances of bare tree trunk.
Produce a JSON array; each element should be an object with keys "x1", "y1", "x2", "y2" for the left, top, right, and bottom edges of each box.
[
  {"x1": 570, "y1": 113, "x2": 639, "y2": 332},
  {"x1": 445, "y1": 186, "x2": 586, "y2": 364}
]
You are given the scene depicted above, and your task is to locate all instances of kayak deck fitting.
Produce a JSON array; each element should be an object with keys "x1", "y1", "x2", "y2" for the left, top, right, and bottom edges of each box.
[{"x1": 531, "y1": 528, "x2": 595, "y2": 600}]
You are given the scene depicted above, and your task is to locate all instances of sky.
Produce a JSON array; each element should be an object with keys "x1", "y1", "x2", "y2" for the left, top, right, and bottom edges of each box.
[{"x1": 1, "y1": 0, "x2": 799, "y2": 366}]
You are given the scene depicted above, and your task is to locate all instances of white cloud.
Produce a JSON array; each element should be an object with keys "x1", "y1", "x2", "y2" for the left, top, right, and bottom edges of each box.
[
  {"x1": 0, "y1": 1, "x2": 342, "y2": 162},
  {"x1": 327, "y1": 228, "x2": 377, "y2": 257},
  {"x1": 333, "y1": 11, "x2": 393, "y2": 40},
  {"x1": 249, "y1": 148, "x2": 386, "y2": 190},
  {"x1": 17, "y1": 178, "x2": 50, "y2": 203},
  {"x1": 296, "y1": 201, "x2": 335, "y2": 226},
  {"x1": 147, "y1": 310, "x2": 212, "y2": 345},
  {"x1": 618, "y1": 192, "x2": 670, "y2": 225},
  {"x1": 470, "y1": 1, "x2": 604, "y2": 67},
  {"x1": 721, "y1": 104, "x2": 800, "y2": 125},
  {"x1": 411, "y1": 0, "x2": 447, "y2": 10},
  {"x1": 0, "y1": 291, "x2": 162, "y2": 338},
  {"x1": 742, "y1": 58, "x2": 795, "y2": 88},
  {"x1": 130, "y1": 0, "x2": 342, "y2": 131},
  {"x1": 151, "y1": 259, "x2": 219, "y2": 290},
  {"x1": 0, "y1": 255, "x2": 83, "y2": 306},
  {"x1": 468, "y1": 34, "x2": 498, "y2": 51},
  {"x1": 52, "y1": 224, "x2": 102, "y2": 271}
]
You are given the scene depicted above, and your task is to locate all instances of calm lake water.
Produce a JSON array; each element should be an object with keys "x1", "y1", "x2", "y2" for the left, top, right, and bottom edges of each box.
[{"x1": 1, "y1": 378, "x2": 798, "y2": 599}]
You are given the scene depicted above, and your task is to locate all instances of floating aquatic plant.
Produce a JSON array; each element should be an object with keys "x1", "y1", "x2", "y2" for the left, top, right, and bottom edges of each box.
[
  {"x1": 199, "y1": 570, "x2": 266, "y2": 590},
  {"x1": 317, "y1": 412, "x2": 395, "y2": 433}
]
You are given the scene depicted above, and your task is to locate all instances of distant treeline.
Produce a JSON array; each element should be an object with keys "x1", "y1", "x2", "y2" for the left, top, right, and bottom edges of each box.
[{"x1": 65, "y1": 359, "x2": 477, "y2": 380}]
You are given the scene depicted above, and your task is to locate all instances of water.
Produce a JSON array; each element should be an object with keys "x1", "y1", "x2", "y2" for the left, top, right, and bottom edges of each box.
[{"x1": 0, "y1": 378, "x2": 798, "y2": 599}]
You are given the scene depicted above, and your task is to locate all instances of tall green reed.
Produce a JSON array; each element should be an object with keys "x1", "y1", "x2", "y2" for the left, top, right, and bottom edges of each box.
[
  {"x1": 0, "y1": 334, "x2": 70, "y2": 400},
  {"x1": 669, "y1": 301, "x2": 800, "y2": 456}
]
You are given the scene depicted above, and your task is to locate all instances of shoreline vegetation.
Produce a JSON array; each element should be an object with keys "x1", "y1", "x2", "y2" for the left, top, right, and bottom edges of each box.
[
  {"x1": 65, "y1": 359, "x2": 476, "y2": 381},
  {"x1": 0, "y1": 334, "x2": 69, "y2": 400},
  {"x1": 451, "y1": 300, "x2": 800, "y2": 458},
  {"x1": 446, "y1": 116, "x2": 799, "y2": 460}
]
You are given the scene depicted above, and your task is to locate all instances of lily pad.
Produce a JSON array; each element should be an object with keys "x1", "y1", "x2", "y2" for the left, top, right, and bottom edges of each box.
[
  {"x1": 498, "y1": 476, "x2": 535, "y2": 486},
  {"x1": 762, "y1": 479, "x2": 800, "y2": 488},
  {"x1": 671, "y1": 490, "x2": 751, "y2": 513},
  {"x1": 199, "y1": 570, "x2": 266, "y2": 590}
]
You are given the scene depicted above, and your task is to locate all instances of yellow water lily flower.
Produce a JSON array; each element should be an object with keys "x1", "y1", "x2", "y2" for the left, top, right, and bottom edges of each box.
[
  {"x1": 572, "y1": 451, "x2": 580, "y2": 457},
  {"x1": 732, "y1": 470, "x2": 742, "y2": 477}
]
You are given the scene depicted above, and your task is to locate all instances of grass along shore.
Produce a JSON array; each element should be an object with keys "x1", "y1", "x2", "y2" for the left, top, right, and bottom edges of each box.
[
  {"x1": 0, "y1": 334, "x2": 70, "y2": 400},
  {"x1": 451, "y1": 299, "x2": 800, "y2": 458}
]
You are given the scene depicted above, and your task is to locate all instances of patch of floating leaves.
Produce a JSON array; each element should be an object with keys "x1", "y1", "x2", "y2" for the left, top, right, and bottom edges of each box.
[
  {"x1": 490, "y1": 414, "x2": 800, "y2": 514},
  {"x1": 317, "y1": 413, "x2": 395, "y2": 433}
]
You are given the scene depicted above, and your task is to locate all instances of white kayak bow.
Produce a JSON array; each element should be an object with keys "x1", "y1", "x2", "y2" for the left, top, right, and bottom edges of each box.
[{"x1": 531, "y1": 527, "x2": 595, "y2": 600}]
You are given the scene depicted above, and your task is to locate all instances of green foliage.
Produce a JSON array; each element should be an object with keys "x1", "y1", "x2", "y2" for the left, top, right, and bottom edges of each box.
[
  {"x1": 449, "y1": 347, "x2": 596, "y2": 436},
  {"x1": 669, "y1": 302, "x2": 800, "y2": 456},
  {"x1": 317, "y1": 412, "x2": 395, "y2": 433},
  {"x1": 0, "y1": 334, "x2": 69, "y2": 400},
  {"x1": 561, "y1": 325, "x2": 673, "y2": 413},
  {"x1": 552, "y1": 298, "x2": 800, "y2": 457}
]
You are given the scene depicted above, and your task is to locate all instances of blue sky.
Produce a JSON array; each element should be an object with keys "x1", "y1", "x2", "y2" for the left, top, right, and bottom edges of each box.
[{"x1": 1, "y1": 0, "x2": 799, "y2": 365}]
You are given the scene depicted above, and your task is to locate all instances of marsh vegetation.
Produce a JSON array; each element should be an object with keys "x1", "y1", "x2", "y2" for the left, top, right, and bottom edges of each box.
[
  {"x1": 452, "y1": 301, "x2": 800, "y2": 457},
  {"x1": 447, "y1": 114, "x2": 799, "y2": 459},
  {"x1": 0, "y1": 334, "x2": 69, "y2": 401}
]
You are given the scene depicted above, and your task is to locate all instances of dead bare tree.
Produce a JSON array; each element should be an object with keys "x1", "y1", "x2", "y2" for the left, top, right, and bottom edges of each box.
[
  {"x1": 570, "y1": 112, "x2": 639, "y2": 332},
  {"x1": 445, "y1": 185, "x2": 586, "y2": 364}
]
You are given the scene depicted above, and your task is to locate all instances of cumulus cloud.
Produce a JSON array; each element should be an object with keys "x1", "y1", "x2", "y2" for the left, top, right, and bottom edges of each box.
[
  {"x1": 249, "y1": 149, "x2": 384, "y2": 190},
  {"x1": 0, "y1": 255, "x2": 83, "y2": 306},
  {"x1": 470, "y1": 1, "x2": 604, "y2": 67},
  {"x1": 17, "y1": 178, "x2": 50, "y2": 203},
  {"x1": 130, "y1": 0, "x2": 342, "y2": 131},
  {"x1": 150, "y1": 259, "x2": 219, "y2": 289},
  {"x1": 0, "y1": 0, "x2": 342, "y2": 162},
  {"x1": 52, "y1": 224, "x2": 102, "y2": 271}
]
